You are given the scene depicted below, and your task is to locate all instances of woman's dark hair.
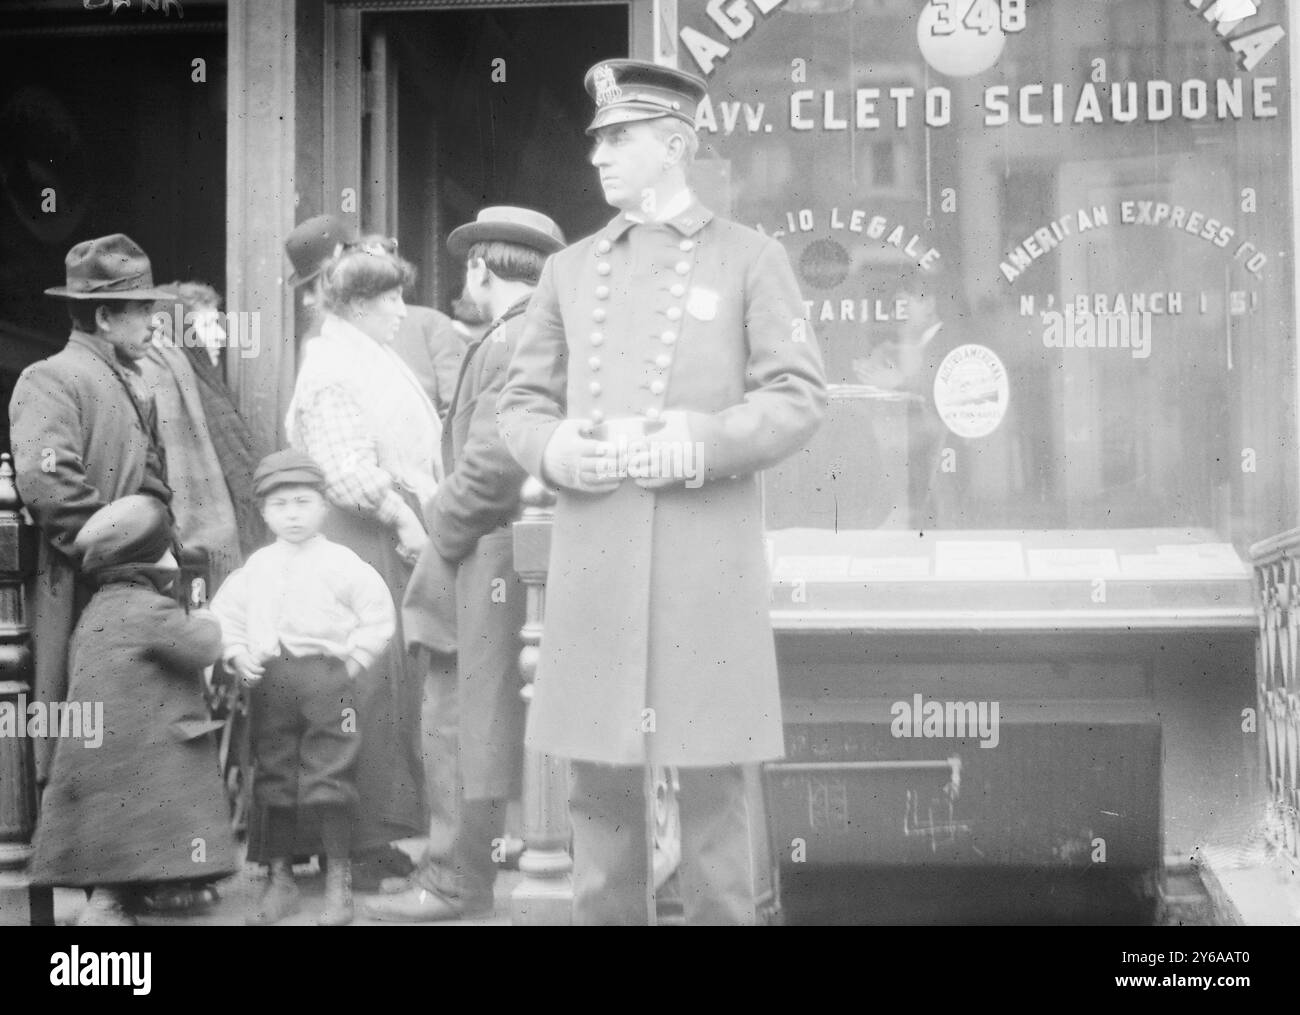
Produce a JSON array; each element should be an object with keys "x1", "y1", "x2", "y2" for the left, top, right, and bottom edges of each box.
[
  {"x1": 466, "y1": 240, "x2": 548, "y2": 286},
  {"x1": 318, "y1": 234, "x2": 415, "y2": 314}
]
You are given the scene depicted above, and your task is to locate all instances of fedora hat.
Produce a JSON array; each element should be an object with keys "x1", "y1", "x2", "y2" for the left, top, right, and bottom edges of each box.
[
  {"x1": 447, "y1": 206, "x2": 566, "y2": 261},
  {"x1": 44, "y1": 233, "x2": 176, "y2": 301},
  {"x1": 285, "y1": 214, "x2": 356, "y2": 287}
]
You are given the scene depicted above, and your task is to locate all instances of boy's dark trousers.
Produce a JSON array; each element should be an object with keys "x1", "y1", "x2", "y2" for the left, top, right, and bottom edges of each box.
[{"x1": 250, "y1": 652, "x2": 361, "y2": 857}]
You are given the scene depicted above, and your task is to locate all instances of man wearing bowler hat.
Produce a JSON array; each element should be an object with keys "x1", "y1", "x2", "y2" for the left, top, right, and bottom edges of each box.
[
  {"x1": 9, "y1": 233, "x2": 175, "y2": 785},
  {"x1": 497, "y1": 61, "x2": 826, "y2": 923},
  {"x1": 365, "y1": 206, "x2": 565, "y2": 921},
  {"x1": 285, "y1": 214, "x2": 467, "y2": 423}
]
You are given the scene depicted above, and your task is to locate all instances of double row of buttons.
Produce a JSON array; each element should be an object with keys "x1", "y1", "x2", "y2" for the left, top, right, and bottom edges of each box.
[{"x1": 586, "y1": 234, "x2": 698, "y2": 424}]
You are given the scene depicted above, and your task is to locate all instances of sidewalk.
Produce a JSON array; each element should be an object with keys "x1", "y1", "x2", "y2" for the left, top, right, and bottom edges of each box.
[
  {"x1": 1198, "y1": 848, "x2": 1300, "y2": 926},
  {"x1": 56, "y1": 869, "x2": 519, "y2": 928},
  {"x1": 24, "y1": 841, "x2": 521, "y2": 927}
]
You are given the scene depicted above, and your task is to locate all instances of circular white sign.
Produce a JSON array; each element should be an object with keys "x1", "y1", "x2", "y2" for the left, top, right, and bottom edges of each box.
[
  {"x1": 917, "y1": 0, "x2": 1007, "y2": 78},
  {"x1": 933, "y1": 343, "x2": 1009, "y2": 439}
]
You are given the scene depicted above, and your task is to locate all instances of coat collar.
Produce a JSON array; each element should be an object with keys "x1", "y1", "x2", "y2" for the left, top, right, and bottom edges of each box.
[
  {"x1": 68, "y1": 328, "x2": 143, "y2": 376},
  {"x1": 598, "y1": 195, "x2": 714, "y2": 244}
]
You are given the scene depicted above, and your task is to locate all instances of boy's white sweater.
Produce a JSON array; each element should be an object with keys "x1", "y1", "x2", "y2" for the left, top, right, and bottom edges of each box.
[{"x1": 210, "y1": 534, "x2": 394, "y2": 671}]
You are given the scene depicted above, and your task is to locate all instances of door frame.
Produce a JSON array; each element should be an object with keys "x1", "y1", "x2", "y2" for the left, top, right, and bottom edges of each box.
[
  {"x1": 226, "y1": 0, "x2": 673, "y2": 454},
  {"x1": 324, "y1": 0, "x2": 673, "y2": 246}
]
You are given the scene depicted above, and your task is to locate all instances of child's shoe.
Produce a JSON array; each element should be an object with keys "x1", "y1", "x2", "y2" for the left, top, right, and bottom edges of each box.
[
  {"x1": 246, "y1": 859, "x2": 300, "y2": 925},
  {"x1": 317, "y1": 860, "x2": 353, "y2": 926}
]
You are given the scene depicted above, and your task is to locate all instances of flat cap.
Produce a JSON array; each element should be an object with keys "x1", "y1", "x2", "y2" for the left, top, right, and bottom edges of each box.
[
  {"x1": 254, "y1": 449, "x2": 326, "y2": 498},
  {"x1": 76, "y1": 495, "x2": 173, "y2": 573}
]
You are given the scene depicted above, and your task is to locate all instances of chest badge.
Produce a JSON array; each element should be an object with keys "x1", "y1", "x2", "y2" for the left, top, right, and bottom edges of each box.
[{"x1": 685, "y1": 286, "x2": 718, "y2": 322}]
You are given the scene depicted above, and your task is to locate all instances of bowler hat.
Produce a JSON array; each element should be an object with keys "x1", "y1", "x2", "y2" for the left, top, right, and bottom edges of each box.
[
  {"x1": 76, "y1": 495, "x2": 174, "y2": 573},
  {"x1": 447, "y1": 206, "x2": 566, "y2": 261},
  {"x1": 285, "y1": 214, "x2": 357, "y2": 287},
  {"x1": 44, "y1": 233, "x2": 177, "y2": 301},
  {"x1": 253, "y1": 448, "x2": 326, "y2": 498},
  {"x1": 583, "y1": 59, "x2": 708, "y2": 135}
]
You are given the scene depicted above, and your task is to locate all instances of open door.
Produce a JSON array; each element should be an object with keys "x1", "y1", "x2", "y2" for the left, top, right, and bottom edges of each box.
[{"x1": 327, "y1": 0, "x2": 667, "y2": 312}]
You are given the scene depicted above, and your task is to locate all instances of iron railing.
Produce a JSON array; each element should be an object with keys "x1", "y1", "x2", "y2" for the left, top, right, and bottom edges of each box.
[{"x1": 1249, "y1": 529, "x2": 1300, "y2": 867}]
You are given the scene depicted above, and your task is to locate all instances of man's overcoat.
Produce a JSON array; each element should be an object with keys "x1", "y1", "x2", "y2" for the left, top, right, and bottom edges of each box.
[
  {"x1": 404, "y1": 300, "x2": 531, "y2": 800},
  {"x1": 9, "y1": 331, "x2": 171, "y2": 783},
  {"x1": 498, "y1": 201, "x2": 826, "y2": 767}
]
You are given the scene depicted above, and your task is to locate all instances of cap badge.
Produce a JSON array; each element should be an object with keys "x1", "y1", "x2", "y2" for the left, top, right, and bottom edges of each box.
[{"x1": 593, "y1": 64, "x2": 624, "y2": 107}]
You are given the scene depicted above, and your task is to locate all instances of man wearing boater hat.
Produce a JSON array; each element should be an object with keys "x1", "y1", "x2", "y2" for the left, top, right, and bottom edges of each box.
[
  {"x1": 9, "y1": 234, "x2": 175, "y2": 786},
  {"x1": 285, "y1": 214, "x2": 467, "y2": 422},
  {"x1": 498, "y1": 61, "x2": 826, "y2": 923},
  {"x1": 365, "y1": 206, "x2": 565, "y2": 921}
]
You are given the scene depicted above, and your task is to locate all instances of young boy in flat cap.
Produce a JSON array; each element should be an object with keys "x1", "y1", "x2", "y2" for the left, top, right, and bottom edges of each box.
[
  {"x1": 29, "y1": 495, "x2": 237, "y2": 926},
  {"x1": 210, "y1": 449, "x2": 395, "y2": 926}
]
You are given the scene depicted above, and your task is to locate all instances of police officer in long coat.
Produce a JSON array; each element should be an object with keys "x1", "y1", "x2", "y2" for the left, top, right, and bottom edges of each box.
[{"x1": 497, "y1": 60, "x2": 827, "y2": 924}]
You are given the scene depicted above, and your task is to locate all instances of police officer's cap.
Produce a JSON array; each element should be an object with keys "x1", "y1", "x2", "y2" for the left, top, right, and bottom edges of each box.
[{"x1": 584, "y1": 59, "x2": 707, "y2": 135}]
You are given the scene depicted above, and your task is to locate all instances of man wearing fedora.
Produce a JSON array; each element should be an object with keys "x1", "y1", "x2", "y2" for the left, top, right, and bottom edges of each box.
[
  {"x1": 365, "y1": 206, "x2": 565, "y2": 922},
  {"x1": 285, "y1": 214, "x2": 466, "y2": 422},
  {"x1": 9, "y1": 233, "x2": 175, "y2": 785},
  {"x1": 498, "y1": 60, "x2": 827, "y2": 924}
]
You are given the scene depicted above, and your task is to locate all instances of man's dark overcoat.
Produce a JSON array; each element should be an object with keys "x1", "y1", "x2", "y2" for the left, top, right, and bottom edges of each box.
[{"x1": 9, "y1": 330, "x2": 171, "y2": 782}]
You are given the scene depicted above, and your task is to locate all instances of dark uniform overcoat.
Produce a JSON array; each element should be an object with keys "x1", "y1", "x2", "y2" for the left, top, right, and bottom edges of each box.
[
  {"x1": 498, "y1": 200, "x2": 826, "y2": 767},
  {"x1": 9, "y1": 330, "x2": 171, "y2": 783},
  {"x1": 403, "y1": 299, "x2": 530, "y2": 800}
]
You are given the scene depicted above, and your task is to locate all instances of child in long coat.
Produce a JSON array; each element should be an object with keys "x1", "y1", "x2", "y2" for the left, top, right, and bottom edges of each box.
[{"x1": 29, "y1": 495, "x2": 238, "y2": 925}]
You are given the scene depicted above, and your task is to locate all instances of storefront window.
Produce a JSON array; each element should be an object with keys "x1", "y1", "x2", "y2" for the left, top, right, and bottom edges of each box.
[{"x1": 684, "y1": 0, "x2": 1296, "y2": 549}]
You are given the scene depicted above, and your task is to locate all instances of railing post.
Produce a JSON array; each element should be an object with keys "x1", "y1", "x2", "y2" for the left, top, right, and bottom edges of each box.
[
  {"x1": 0, "y1": 452, "x2": 51, "y2": 925},
  {"x1": 1251, "y1": 531, "x2": 1300, "y2": 867},
  {"x1": 510, "y1": 477, "x2": 572, "y2": 924}
]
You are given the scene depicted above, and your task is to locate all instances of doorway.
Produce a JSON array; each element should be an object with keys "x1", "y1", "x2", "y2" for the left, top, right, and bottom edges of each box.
[{"x1": 364, "y1": 5, "x2": 629, "y2": 313}]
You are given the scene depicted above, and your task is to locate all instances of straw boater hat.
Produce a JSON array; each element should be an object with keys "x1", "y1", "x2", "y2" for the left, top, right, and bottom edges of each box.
[
  {"x1": 446, "y1": 206, "x2": 566, "y2": 261},
  {"x1": 44, "y1": 234, "x2": 176, "y2": 301},
  {"x1": 582, "y1": 58, "x2": 708, "y2": 134}
]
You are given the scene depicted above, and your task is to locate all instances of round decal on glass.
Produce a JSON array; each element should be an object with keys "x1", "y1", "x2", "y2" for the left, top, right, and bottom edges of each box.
[{"x1": 933, "y1": 343, "x2": 1009, "y2": 438}]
